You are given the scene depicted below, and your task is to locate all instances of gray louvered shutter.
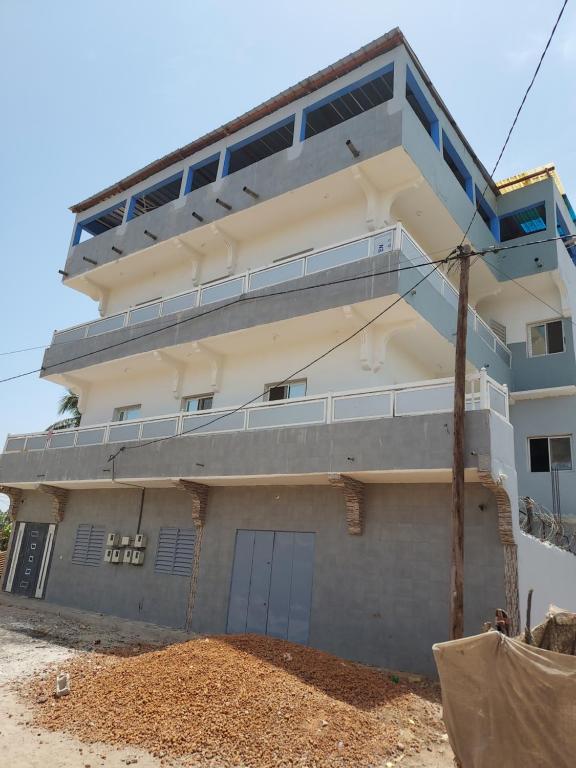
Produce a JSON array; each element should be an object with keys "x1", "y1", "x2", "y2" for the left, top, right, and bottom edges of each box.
[
  {"x1": 155, "y1": 527, "x2": 196, "y2": 576},
  {"x1": 72, "y1": 524, "x2": 105, "y2": 566}
]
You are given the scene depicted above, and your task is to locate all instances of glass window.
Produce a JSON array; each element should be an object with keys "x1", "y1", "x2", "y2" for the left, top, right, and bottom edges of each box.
[
  {"x1": 499, "y1": 203, "x2": 546, "y2": 242},
  {"x1": 266, "y1": 379, "x2": 307, "y2": 402},
  {"x1": 529, "y1": 436, "x2": 572, "y2": 472},
  {"x1": 113, "y1": 405, "x2": 141, "y2": 422},
  {"x1": 529, "y1": 320, "x2": 564, "y2": 356},
  {"x1": 182, "y1": 394, "x2": 214, "y2": 412}
]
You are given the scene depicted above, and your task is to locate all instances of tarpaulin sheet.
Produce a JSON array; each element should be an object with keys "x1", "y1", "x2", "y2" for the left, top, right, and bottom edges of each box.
[{"x1": 433, "y1": 631, "x2": 576, "y2": 768}]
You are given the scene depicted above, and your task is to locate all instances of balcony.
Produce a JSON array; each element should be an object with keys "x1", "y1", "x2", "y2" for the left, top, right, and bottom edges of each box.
[
  {"x1": 4, "y1": 372, "x2": 508, "y2": 455},
  {"x1": 43, "y1": 225, "x2": 512, "y2": 380}
]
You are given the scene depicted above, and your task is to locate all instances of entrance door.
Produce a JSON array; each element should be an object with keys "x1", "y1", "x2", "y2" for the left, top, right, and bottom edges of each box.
[
  {"x1": 227, "y1": 530, "x2": 315, "y2": 644},
  {"x1": 5, "y1": 522, "x2": 54, "y2": 598}
]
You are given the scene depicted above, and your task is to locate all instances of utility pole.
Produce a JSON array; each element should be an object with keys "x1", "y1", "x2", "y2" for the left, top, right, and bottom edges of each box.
[{"x1": 450, "y1": 243, "x2": 472, "y2": 640}]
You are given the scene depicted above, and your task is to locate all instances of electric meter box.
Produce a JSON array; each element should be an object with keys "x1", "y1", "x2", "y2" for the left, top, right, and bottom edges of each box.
[
  {"x1": 123, "y1": 549, "x2": 133, "y2": 564},
  {"x1": 106, "y1": 533, "x2": 119, "y2": 547},
  {"x1": 131, "y1": 550, "x2": 145, "y2": 566},
  {"x1": 111, "y1": 549, "x2": 121, "y2": 564},
  {"x1": 134, "y1": 533, "x2": 147, "y2": 549},
  {"x1": 104, "y1": 549, "x2": 113, "y2": 563},
  {"x1": 120, "y1": 535, "x2": 131, "y2": 547}
]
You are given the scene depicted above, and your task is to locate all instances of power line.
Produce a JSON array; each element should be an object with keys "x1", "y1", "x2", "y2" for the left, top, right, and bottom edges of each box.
[
  {"x1": 459, "y1": 0, "x2": 569, "y2": 246},
  {"x1": 109, "y1": 260, "x2": 447, "y2": 461},
  {"x1": 0, "y1": 254, "x2": 458, "y2": 384},
  {"x1": 0, "y1": 344, "x2": 47, "y2": 357}
]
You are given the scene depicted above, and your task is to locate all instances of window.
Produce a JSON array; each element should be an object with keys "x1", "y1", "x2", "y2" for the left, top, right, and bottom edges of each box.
[
  {"x1": 528, "y1": 320, "x2": 564, "y2": 357},
  {"x1": 113, "y1": 404, "x2": 142, "y2": 422},
  {"x1": 442, "y1": 131, "x2": 473, "y2": 201},
  {"x1": 185, "y1": 155, "x2": 219, "y2": 194},
  {"x1": 73, "y1": 201, "x2": 126, "y2": 245},
  {"x1": 224, "y1": 117, "x2": 295, "y2": 176},
  {"x1": 475, "y1": 186, "x2": 500, "y2": 239},
  {"x1": 72, "y1": 524, "x2": 105, "y2": 566},
  {"x1": 556, "y1": 205, "x2": 576, "y2": 264},
  {"x1": 265, "y1": 379, "x2": 307, "y2": 402},
  {"x1": 405, "y1": 67, "x2": 439, "y2": 147},
  {"x1": 182, "y1": 393, "x2": 214, "y2": 412},
  {"x1": 529, "y1": 436, "x2": 572, "y2": 472},
  {"x1": 155, "y1": 527, "x2": 197, "y2": 576},
  {"x1": 302, "y1": 64, "x2": 394, "y2": 140},
  {"x1": 499, "y1": 203, "x2": 546, "y2": 242},
  {"x1": 127, "y1": 173, "x2": 183, "y2": 219}
]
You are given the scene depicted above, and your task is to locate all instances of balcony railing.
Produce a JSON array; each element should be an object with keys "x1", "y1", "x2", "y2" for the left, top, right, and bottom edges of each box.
[
  {"x1": 50, "y1": 225, "x2": 511, "y2": 366},
  {"x1": 3, "y1": 372, "x2": 508, "y2": 454}
]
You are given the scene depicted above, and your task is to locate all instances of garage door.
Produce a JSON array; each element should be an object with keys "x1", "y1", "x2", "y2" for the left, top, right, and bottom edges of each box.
[{"x1": 226, "y1": 530, "x2": 315, "y2": 644}]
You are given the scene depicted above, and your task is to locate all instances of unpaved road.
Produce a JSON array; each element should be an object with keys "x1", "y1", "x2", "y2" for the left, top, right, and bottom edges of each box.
[{"x1": 0, "y1": 594, "x2": 454, "y2": 767}]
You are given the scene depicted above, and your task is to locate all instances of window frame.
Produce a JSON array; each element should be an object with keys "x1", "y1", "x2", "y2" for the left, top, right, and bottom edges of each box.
[
  {"x1": 475, "y1": 186, "x2": 500, "y2": 239},
  {"x1": 441, "y1": 131, "x2": 473, "y2": 201},
  {"x1": 264, "y1": 379, "x2": 307, "y2": 402},
  {"x1": 301, "y1": 63, "x2": 395, "y2": 142},
  {"x1": 528, "y1": 435, "x2": 573, "y2": 473},
  {"x1": 405, "y1": 66, "x2": 439, "y2": 148},
  {"x1": 112, "y1": 404, "x2": 142, "y2": 422},
  {"x1": 181, "y1": 393, "x2": 214, "y2": 413},
  {"x1": 527, "y1": 319, "x2": 565, "y2": 357},
  {"x1": 126, "y1": 172, "x2": 184, "y2": 220},
  {"x1": 223, "y1": 116, "x2": 295, "y2": 177},
  {"x1": 499, "y1": 202, "x2": 547, "y2": 242},
  {"x1": 73, "y1": 200, "x2": 127, "y2": 245},
  {"x1": 184, "y1": 154, "x2": 220, "y2": 194}
]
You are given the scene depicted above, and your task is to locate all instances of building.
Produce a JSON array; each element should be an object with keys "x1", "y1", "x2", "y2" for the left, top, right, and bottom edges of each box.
[{"x1": 2, "y1": 28, "x2": 576, "y2": 674}]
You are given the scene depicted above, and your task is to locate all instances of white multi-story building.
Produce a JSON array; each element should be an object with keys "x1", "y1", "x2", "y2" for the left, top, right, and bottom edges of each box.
[{"x1": 2, "y1": 28, "x2": 575, "y2": 674}]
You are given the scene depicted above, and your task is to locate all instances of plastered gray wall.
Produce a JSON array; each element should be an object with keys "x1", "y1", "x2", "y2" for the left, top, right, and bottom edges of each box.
[
  {"x1": 191, "y1": 483, "x2": 505, "y2": 675},
  {"x1": 9, "y1": 483, "x2": 505, "y2": 675},
  {"x1": 40, "y1": 488, "x2": 195, "y2": 628},
  {"x1": 510, "y1": 394, "x2": 576, "y2": 522}
]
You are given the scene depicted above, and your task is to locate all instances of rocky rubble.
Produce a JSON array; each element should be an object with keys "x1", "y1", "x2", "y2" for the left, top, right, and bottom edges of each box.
[{"x1": 25, "y1": 634, "x2": 446, "y2": 767}]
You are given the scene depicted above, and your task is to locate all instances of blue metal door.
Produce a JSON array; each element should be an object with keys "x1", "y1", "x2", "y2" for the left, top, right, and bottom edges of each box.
[{"x1": 226, "y1": 530, "x2": 315, "y2": 644}]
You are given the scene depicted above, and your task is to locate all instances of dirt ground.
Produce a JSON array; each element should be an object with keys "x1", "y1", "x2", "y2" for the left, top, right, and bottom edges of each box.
[{"x1": 0, "y1": 594, "x2": 454, "y2": 767}]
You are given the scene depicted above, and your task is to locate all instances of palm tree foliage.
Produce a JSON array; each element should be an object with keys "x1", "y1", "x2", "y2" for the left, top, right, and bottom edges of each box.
[{"x1": 46, "y1": 390, "x2": 81, "y2": 430}]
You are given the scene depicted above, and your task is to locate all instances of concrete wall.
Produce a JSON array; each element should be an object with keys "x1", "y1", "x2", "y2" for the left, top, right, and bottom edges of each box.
[
  {"x1": 517, "y1": 532, "x2": 576, "y2": 624},
  {"x1": 25, "y1": 488, "x2": 196, "y2": 628},
  {"x1": 10, "y1": 482, "x2": 506, "y2": 676},
  {"x1": 510, "y1": 394, "x2": 576, "y2": 522},
  {"x1": 0, "y1": 411, "x2": 492, "y2": 486}
]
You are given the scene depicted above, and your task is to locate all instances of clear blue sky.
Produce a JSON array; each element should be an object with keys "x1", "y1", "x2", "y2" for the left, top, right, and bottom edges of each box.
[{"x1": 0, "y1": 0, "x2": 574, "y2": 448}]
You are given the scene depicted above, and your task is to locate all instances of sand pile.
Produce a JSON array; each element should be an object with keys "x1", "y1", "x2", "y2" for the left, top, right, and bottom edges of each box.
[{"x1": 27, "y1": 634, "x2": 445, "y2": 767}]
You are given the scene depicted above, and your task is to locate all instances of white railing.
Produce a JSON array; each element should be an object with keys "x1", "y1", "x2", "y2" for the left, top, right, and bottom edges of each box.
[
  {"x1": 52, "y1": 226, "x2": 398, "y2": 344},
  {"x1": 399, "y1": 231, "x2": 511, "y2": 366},
  {"x1": 51, "y1": 225, "x2": 511, "y2": 366},
  {"x1": 3, "y1": 372, "x2": 509, "y2": 454}
]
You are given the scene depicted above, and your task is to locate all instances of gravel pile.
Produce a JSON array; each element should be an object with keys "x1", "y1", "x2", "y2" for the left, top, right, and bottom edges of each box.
[{"x1": 27, "y1": 634, "x2": 445, "y2": 767}]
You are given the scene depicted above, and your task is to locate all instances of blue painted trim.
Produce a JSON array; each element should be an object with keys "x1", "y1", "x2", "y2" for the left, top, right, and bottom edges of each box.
[
  {"x1": 300, "y1": 63, "x2": 394, "y2": 142},
  {"x1": 184, "y1": 153, "x2": 220, "y2": 195},
  {"x1": 73, "y1": 200, "x2": 127, "y2": 245},
  {"x1": 475, "y1": 186, "x2": 500, "y2": 240},
  {"x1": 126, "y1": 172, "x2": 184, "y2": 220},
  {"x1": 442, "y1": 131, "x2": 473, "y2": 202},
  {"x1": 223, "y1": 115, "x2": 295, "y2": 177},
  {"x1": 405, "y1": 66, "x2": 439, "y2": 149},
  {"x1": 499, "y1": 201, "x2": 547, "y2": 233}
]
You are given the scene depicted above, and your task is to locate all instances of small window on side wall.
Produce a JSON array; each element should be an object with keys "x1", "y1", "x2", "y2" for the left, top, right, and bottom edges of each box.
[
  {"x1": 528, "y1": 320, "x2": 564, "y2": 357},
  {"x1": 182, "y1": 394, "x2": 214, "y2": 412},
  {"x1": 185, "y1": 155, "x2": 219, "y2": 194},
  {"x1": 265, "y1": 379, "x2": 307, "y2": 402},
  {"x1": 113, "y1": 404, "x2": 142, "y2": 422},
  {"x1": 529, "y1": 436, "x2": 572, "y2": 472}
]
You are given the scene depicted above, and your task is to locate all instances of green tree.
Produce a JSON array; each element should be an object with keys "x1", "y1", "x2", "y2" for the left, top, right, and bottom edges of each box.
[
  {"x1": 46, "y1": 390, "x2": 81, "y2": 430},
  {"x1": 0, "y1": 511, "x2": 11, "y2": 551}
]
